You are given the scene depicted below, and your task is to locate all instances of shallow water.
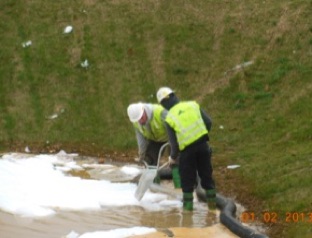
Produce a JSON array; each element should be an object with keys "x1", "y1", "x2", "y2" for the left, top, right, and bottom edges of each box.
[
  {"x1": 0, "y1": 155, "x2": 228, "y2": 238},
  {"x1": 0, "y1": 203, "x2": 218, "y2": 238}
]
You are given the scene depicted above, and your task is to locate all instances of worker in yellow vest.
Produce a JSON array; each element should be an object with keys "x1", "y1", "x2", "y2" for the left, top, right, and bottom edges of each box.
[
  {"x1": 156, "y1": 87, "x2": 216, "y2": 211},
  {"x1": 127, "y1": 103, "x2": 168, "y2": 166}
]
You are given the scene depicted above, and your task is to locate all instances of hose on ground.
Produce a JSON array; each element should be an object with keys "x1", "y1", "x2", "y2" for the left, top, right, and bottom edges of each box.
[{"x1": 158, "y1": 169, "x2": 269, "y2": 238}]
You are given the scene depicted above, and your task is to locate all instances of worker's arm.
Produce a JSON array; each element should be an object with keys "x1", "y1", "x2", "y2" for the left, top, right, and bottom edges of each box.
[
  {"x1": 165, "y1": 122, "x2": 179, "y2": 160},
  {"x1": 200, "y1": 108, "x2": 212, "y2": 132},
  {"x1": 134, "y1": 128, "x2": 149, "y2": 160},
  {"x1": 160, "y1": 109, "x2": 168, "y2": 121}
]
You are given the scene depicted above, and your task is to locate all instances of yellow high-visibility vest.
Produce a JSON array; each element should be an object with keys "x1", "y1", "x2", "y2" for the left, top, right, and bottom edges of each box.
[
  {"x1": 133, "y1": 104, "x2": 168, "y2": 142},
  {"x1": 165, "y1": 101, "x2": 208, "y2": 150}
]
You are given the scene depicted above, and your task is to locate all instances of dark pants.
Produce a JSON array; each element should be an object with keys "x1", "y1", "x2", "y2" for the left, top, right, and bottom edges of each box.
[
  {"x1": 179, "y1": 141, "x2": 215, "y2": 193},
  {"x1": 145, "y1": 141, "x2": 168, "y2": 166}
]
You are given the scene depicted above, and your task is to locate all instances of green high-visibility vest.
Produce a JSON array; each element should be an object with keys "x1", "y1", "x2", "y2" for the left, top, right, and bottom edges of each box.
[
  {"x1": 133, "y1": 104, "x2": 168, "y2": 142},
  {"x1": 165, "y1": 101, "x2": 208, "y2": 150}
]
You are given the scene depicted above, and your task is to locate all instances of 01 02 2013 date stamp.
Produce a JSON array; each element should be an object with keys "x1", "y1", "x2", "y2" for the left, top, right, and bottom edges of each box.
[{"x1": 240, "y1": 211, "x2": 312, "y2": 224}]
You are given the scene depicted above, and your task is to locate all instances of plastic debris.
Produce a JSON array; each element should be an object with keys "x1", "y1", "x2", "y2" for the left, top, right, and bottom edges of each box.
[
  {"x1": 227, "y1": 165, "x2": 240, "y2": 169},
  {"x1": 219, "y1": 125, "x2": 224, "y2": 129},
  {"x1": 46, "y1": 113, "x2": 58, "y2": 120},
  {"x1": 63, "y1": 25, "x2": 73, "y2": 34},
  {"x1": 22, "y1": 40, "x2": 32, "y2": 48},
  {"x1": 232, "y1": 61, "x2": 254, "y2": 71},
  {"x1": 225, "y1": 60, "x2": 254, "y2": 75},
  {"x1": 80, "y1": 59, "x2": 89, "y2": 68},
  {"x1": 46, "y1": 108, "x2": 65, "y2": 120}
]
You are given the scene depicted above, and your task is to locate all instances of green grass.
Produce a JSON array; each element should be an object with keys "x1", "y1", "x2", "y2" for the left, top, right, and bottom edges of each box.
[{"x1": 1, "y1": 0, "x2": 312, "y2": 236}]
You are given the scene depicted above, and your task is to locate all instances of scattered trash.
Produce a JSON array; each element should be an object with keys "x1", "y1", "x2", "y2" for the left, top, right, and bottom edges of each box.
[
  {"x1": 80, "y1": 59, "x2": 89, "y2": 68},
  {"x1": 227, "y1": 165, "x2": 240, "y2": 169},
  {"x1": 22, "y1": 40, "x2": 32, "y2": 48},
  {"x1": 46, "y1": 113, "x2": 58, "y2": 120},
  {"x1": 232, "y1": 61, "x2": 254, "y2": 71},
  {"x1": 225, "y1": 60, "x2": 254, "y2": 75},
  {"x1": 46, "y1": 108, "x2": 65, "y2": 120},
  {"x1": 219, "y1": 125, "x2": 224, "y2": 130},
  {"x1": 63, "y1": 25, "x2": 73, "y2": 34}
]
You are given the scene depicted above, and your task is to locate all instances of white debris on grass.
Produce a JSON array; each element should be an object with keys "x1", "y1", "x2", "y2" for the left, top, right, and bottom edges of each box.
[
  {"x1": 219, "y1": 125, "x2": 224, "y2": 130},
  {"x1": 81, "y1": 59, "x2": 89, "y2": 68},
  {"x1": 22, "y1": 40, "x2": 32, "y2": 48},
  {"x1": 46, "y1": 113, "x2": 58, "y2": 120},
  {"x1": 46, "y1": 108, "x2": 65, "y2": 120},
  {"x1": 227, "y1": 165, "x2": 241, "y2": 169},
  {"x1": 64, "y1": 25, "x2": 73, "y2": 34},
  {"x1": 225, "y1": 60, "x2": 254, "y2": 75},
  {"x1": 232, "y1": 61, "x2": 254, "y2": 71}
]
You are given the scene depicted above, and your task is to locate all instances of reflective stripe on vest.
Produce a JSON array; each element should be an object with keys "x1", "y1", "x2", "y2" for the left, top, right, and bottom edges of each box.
[
  {"x1": 134, "y1": 104, "x2": 168, "y2": 142},
  {"x1": 165, "y1": 101, "x2": 208, "y2": 150}
]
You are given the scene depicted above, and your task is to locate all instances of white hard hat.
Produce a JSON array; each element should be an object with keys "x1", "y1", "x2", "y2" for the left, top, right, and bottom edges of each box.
[
  {"x1": 127, "y1": 103, "x2": 144, "y2": 122},
  {"x1": 156, "y1": 87, "x2": 174, "y2": 103}
]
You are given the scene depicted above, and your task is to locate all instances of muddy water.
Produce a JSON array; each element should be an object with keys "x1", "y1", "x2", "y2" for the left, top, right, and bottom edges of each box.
[
  {"x1": 0, "y1": 157, "x2": 231, "y2": 238},
  {"x1": 0, "y1": 204, "x2": 218, "y2": 238}
]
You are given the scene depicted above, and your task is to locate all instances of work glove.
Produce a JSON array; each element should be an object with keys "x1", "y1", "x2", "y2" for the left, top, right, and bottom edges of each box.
[{"x1": 168, "y1": 156, "x2": 176, "y2": 166}]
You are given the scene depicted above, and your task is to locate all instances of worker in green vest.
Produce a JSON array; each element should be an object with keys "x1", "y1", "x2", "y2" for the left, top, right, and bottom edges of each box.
[
  {"x1": 156, "y1": 87, "x2": 216, "y2": 212},
  {"x1": 127, "y1": 103, "x2": 168, "y2": 166}
]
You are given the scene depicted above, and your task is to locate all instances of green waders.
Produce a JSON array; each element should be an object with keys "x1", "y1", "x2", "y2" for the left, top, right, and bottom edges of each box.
[
  {"x1": 206, "y1": 189, "x2": 217, "y2": 210},
  {"x1": 171, "y1": 165, "x2": 181, "y2": 188},
  {"x1": 183, "y1": 192, "x2": 194, "y2": 211}
]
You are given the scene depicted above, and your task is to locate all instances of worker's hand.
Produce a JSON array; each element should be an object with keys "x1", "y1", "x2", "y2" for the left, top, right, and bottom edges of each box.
[
  {"x1": 134, "y1": 157, "x2": 141, "y2": 162},
  {"x1": 168, "y1": 156, "x2": 176, "y2": 166}
]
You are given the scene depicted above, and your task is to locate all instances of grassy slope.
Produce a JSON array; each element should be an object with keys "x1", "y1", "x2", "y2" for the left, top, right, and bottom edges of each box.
[{"x1": 1, "y1": 0, "x2": 312, "y2": 237}]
